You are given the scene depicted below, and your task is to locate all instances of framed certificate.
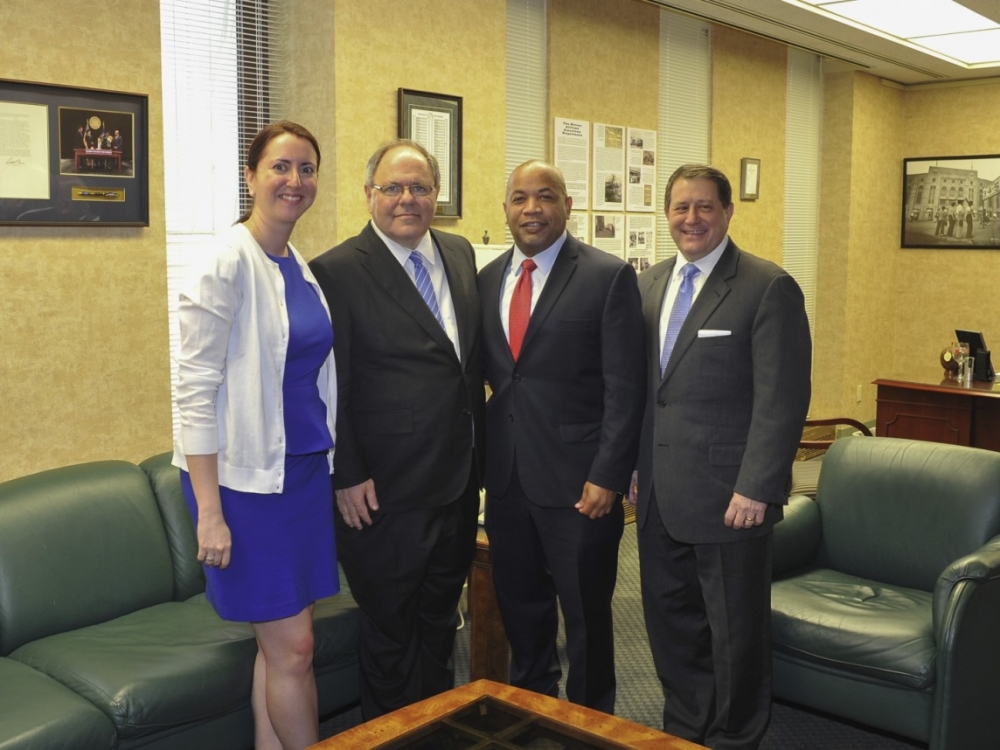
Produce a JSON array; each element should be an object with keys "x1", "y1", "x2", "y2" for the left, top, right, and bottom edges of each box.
[{"x1": 0, "y1": 78, "x2": 148, "y2": 226}]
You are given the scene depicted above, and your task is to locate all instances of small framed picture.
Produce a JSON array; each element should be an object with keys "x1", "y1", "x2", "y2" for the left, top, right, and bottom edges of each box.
[
  {"x1": 740, "y1": 158, "x2": 760, "y2": 201},
  {"x1": 398, "y1": 88, "x2": 462, "y2": 218}
]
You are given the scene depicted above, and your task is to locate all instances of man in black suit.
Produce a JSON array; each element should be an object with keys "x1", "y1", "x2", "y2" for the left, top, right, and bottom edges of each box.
[
  {"x1": 479, "y1": 161, "x2": 645, "y2": 713},
  {"x1": 634, "y1": 164, "x2": 811, "y2": 749},
  {"x1": 309, "y1": 140, "x2": 484, "y2": 720}
]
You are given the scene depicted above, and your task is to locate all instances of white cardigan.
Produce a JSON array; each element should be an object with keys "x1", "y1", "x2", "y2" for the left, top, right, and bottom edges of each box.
[{"x1": 172, "y1": 224, "x2": 337, "y2": 493}]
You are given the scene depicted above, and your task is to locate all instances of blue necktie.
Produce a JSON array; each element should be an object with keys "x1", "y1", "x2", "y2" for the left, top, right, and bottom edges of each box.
[
  {"x1": 659, "y1": 263, "x2": 700, "y2": 377},
  {"x1": 409, "y1": 251, "x2": 445, "y2": 329}
]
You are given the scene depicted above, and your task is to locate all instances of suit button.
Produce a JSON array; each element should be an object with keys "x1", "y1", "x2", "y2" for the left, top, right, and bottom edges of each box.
[
  {"x1": 513, "y1": 374, "x2": 521, "y2": 383},
  {"x1": 657, "y1": 400, "x2": 667, "y2": 408},
  {"x1": 508, "y1": 414, "x2": 514, "y2": 422},
  {"x1": 462, "y1": 407, "x2": 471, "y2": 415}
]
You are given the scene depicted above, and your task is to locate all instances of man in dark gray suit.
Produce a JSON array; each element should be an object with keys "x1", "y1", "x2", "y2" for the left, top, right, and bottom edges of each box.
[
  {"x1": 634, "y1": 164, "x2": 811, "y2": 749},
  {"x1": 479, "y1": 161, "x2": 645, "y2": 713},
  {"x1": 309, "y1": 140, "x2": 484, "y2": 720}
]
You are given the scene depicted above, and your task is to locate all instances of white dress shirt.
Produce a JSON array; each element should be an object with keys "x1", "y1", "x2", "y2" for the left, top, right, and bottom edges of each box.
[
  {"x1": 658, "y1": 237, "x2": 729, "y2": 363},
  {"x1": 499, "y1": 230, "x2": 568, "y2": 342},
  {"x1": 371, "y1": 221, "x2": 462, "y2": 360}
]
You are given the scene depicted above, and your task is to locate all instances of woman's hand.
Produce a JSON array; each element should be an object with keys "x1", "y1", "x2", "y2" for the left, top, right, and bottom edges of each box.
[
  {"x1": 185, "y1": 454, "x2": 231, "y2": 568},
  {"x1": 197, "y1": 511, "x2": 232, "y2": 568}
]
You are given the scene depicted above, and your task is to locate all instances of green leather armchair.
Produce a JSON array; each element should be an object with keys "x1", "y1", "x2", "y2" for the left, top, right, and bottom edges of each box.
[{"x1": 772, "y1": 437, "x2": 1000, "y2": 750}]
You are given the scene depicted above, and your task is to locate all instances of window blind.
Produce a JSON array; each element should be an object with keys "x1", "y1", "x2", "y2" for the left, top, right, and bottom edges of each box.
[
  {"x1": 505, "y1": 0, "x2": 548, "y2": 245},
  {"x1": 657, "y1": 11, "x2": 711, "y2": 262},
  {"x1": 783, "y1": 48, "x2": 822, "y2": 333},
  {"x1": 161, "y1": 0, "x2": 282, "y2": 435}
]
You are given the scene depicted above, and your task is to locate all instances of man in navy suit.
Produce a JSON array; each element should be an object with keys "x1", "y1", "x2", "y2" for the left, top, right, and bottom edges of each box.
[
  {"x1": 309, "y1": 140, "x2": 484, "y2": 720},
  {"x1": 634, "y1": 164, "x2": 811, "y2": 749},
  {"x1": 479, "y1": 161, "x2": 645, "y2": 713}
]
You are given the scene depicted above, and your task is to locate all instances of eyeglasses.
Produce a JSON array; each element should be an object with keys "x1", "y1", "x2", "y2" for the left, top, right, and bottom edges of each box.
[{"x1": 371, "y1": 183, "x2": 434, "y2": 198}]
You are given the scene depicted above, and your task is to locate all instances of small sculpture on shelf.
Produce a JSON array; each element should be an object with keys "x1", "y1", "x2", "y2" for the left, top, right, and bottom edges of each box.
[
  {"x1": 942, "y1": 341, "x2": 971, "y2": 383},
  {"x1": 941, "y1": 345, "x2": 960, "y2": 376}
]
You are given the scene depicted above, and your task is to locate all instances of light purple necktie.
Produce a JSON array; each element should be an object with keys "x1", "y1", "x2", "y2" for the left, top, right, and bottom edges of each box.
[
  {"x1": 659, "y1": 263, "x2": 700, "y2": 377},
  {"x1": 409, "y1": 251, "x2": 445, "y2": 329}
]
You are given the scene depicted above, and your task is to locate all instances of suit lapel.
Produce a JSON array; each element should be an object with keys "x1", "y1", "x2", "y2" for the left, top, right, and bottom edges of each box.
[
  {"x1": 483, "y1": 247, "x2": 515, "y2": 363},
  {"x1": 520, "y1": 238, "x2": 579, "y2": 356},
  {"x1": 357, "y1": 225, "x2": 456, "y2": 357},
  {"x1": 644, "y1": 258, "x2": 675, "y2": 379},
  {"x1": 659, "y1": 242, "x2": 738, "y2": 385},
  {"x1": 434, "y1": 230, "x2": 473, "y2": 366}
]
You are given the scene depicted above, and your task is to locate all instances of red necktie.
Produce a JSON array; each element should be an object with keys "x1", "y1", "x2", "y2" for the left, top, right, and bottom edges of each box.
[{"x1": 508, "y1": 259, "x2": 536, "y2": 361}]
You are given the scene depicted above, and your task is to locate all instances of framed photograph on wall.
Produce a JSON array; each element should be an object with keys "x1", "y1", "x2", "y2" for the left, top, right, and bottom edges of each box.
[
  {"x1": 398, "y1": 88, "x2": 462, "y2": 218},
  {"x1": 0, "y1": 79, "x2": 148, "y2": 226},
  {"x1": 740, "y1": 157, "x2": 760, "y2": 201},
  {"x1": 902, "y1": 155, "x2": 1000, "y2": 249}
]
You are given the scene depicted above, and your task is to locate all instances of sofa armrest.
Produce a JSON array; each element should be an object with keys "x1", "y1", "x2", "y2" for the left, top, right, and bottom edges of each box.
[
  {"x1": 930, "y1": 536, "x2": 1000, "y2": 749},
  {"x1": 772, "y1": 494, "x2": 821, "y2": 579},
  {"x1": 140, "y1": 453, "x2": 205, "y2": 602},
  {"x1": 932, "y1": 535, "x2": 1000, "y2": 634}
]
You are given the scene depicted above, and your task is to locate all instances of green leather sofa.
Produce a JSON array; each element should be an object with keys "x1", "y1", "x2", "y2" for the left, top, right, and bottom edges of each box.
[
  {"x1": 0, "y1": 453, "x2": 359, "y2": 750},
  {"x1": 772, "y1": 437, "x2": 1000, "y2": 750}
]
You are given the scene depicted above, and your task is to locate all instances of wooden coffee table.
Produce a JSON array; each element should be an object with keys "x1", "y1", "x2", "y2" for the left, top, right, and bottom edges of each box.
[{"x1": 311, "y1": 679, "x2": 706, "y2": 748}]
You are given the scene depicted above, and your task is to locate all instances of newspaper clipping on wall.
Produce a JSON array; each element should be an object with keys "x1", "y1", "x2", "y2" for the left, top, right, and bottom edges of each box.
[
  {"x1": 567, "y1": 211, "x2": 590, "y2": 244},
  {"x1": 592, "y1": 123, "x2": 624, "y2": 212},
  {"x1": 554, "y1": 117, "x2": 590, "y2": 206},
  {"x1": 626, "y1": 214, "x2": 655, "y2": 273},
  {"x1": 626, "y1": 127, "x2": 656, "y2": 212},
  {"x1": 592, "y1": 212, "x2": 624, "y2": 258}
]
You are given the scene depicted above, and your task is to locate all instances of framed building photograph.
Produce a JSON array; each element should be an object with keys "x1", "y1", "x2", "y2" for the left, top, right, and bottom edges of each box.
[
  {"x1": 902, "y1": 155, "x2": 1000, "y2": 249},
  {"x1": 0, "y1": 79, "x2": 149, "y2": 226},
  {"x1": 398, "y1": 88, "x2": 462, "y2": 218}
]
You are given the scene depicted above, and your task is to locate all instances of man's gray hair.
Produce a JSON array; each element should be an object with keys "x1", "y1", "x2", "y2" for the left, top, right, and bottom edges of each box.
[{"x1": 365, "y1": 139, "x2": 440, "y2": 188}]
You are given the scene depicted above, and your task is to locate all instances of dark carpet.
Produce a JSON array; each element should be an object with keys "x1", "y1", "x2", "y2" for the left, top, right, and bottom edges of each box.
[{"x1": 319, "y1": 523, "x2": 926, "y2": 748}]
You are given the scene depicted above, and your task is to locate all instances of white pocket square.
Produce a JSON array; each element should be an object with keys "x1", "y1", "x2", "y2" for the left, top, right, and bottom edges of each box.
[{"x1": 698, "y1": 329, "x2": 731, "y2": 338}]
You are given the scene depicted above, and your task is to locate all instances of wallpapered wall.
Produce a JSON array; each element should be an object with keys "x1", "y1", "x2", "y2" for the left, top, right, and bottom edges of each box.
[
  {"x1": 4, "y1": 0, "x2": 1000, "y2": 481},
  {"x1": 0, "y1": 0, "x2": 170, "y2": 482}
]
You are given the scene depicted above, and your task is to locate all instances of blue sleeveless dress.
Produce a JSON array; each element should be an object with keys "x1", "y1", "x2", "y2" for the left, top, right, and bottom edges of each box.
[{"x1": 181, "y1": 251, "x2": 338, "y2": 622}]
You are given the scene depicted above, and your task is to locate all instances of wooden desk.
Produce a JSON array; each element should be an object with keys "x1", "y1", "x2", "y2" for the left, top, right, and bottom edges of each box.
[
  {"x1": 312, "y1": 679, "x2": 706, "y2": 749},
  {"x1": 468, "y1": 528, "x2": 510, "y2": 683},
  {"x1": 875, "y1": 373, "x2": 1000, "y2": 451},
  {"x1": 73, "y1": 148, "x2": 122, "y2": 172}
]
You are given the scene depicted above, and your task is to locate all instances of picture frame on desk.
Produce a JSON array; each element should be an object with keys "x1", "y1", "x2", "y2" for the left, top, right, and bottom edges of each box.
[
  {"x1": 398, "y1": 88, "x2": 462, "y2": 218},
  {"x1": 901, "y1": 154, "x2": 1000, "y2": 249},
  {"x1": 0, "y1": 78, "x2": 149, "y2": 227}
]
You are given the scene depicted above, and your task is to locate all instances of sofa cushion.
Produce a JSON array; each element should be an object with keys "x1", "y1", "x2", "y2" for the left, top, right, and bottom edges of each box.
[
  {"x1": 0, "y1": 657, "x2": 116, "y2": 750},
  {"x1": 313, "y1": 578, "x2": 362, "y2": 716},
  {"x1": 9, "y1": 599, "x2": 256, "y2": 742},
  {"x1": 312, "y1": 573, "x2": 360, "y2": 676},
  {"x1": 772, "y1": 568, "x2": 935, "y2": 690},
  {"x1": 140, "y1": 453, "x2": 206, "y2": 602},
  {"x1": 0, "y1": 461, "x2": 176, "y2": 655}
]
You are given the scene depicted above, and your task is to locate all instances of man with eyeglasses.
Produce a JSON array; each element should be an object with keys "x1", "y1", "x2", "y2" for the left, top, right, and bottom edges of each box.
[{"x1": 309, "y1": 139, "x2": 484, "y2": 719}]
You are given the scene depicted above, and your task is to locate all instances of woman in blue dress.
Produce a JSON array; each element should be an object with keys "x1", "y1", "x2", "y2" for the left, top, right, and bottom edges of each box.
[{"x1": 172, "y1": 121, "x2": 337, "y2": 750}]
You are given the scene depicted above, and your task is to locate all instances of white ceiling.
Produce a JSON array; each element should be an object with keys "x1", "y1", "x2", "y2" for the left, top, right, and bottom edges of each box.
[{"x1": 645, "y1": 0, "x2": 1000, "y2": 85}]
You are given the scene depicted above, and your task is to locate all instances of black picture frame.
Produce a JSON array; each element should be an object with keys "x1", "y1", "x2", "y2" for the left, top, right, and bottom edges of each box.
[
  {"x1": 902, "y1": 155, "x2": 1000, "y2": 249},
  {"x1": 0, "y1": 78, "x2": 149, "y2": 226},
  {"x1": 397, "y1": 88, "x2": 462, "y2": 218}
]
